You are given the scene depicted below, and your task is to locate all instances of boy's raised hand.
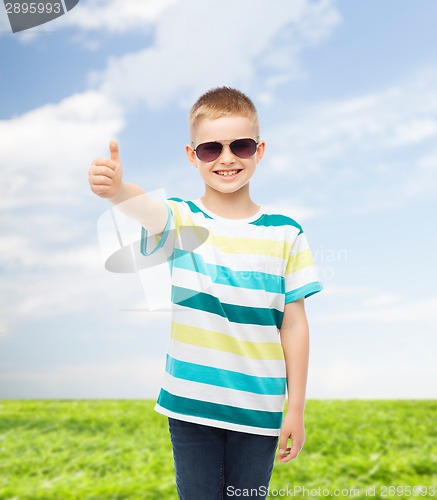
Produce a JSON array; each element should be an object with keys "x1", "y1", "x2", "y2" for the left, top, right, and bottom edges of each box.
[{"x1": 89, "y1": 139, "x2": 123, "y2": 199}]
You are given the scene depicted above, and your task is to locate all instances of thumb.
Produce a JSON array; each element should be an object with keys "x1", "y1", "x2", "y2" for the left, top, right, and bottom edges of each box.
[
  {"x1": 278, "y1": 431, "x2": 289, "y2": 455},
  {"x1": 109, "y1": 139, "x2": 120, "y2": 162}
]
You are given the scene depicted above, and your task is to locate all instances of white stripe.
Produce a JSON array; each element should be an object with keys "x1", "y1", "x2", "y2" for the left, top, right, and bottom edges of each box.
[
  {"x1": 171, "y1": 265, "x2": 215, "y2": 294},
  {"x1": 155, "y1": 404, "x2": 281, "y2": 436},
  {"x1": 171, "y1": 306, "x2": 282, "y2": 343},
  {"x1": 289, "y1": 233, "x2": 310, "y2": 256},
  {"x1": 171, "y1": 267, "x2": 284, "y2": 309},
  {"x1": 195, "y1": 220, "x2": 298, "y2": 241},
  {"x1": 161, "y1": 373, "x2": 285, "y2": 412},
  {"x1": 201, "y1": 241, "x2": 287, "y2": 266},
  {"x1": 173, "y1": 243, "x2": 287, "y2": 275},
  {"x1": 286, "y1": 267, "x2": 321, "y2": 291},
  {"x1": 168, "y1": 340, "x2": 287, "y2": 378},
  {"x1": 213, "y1": 281, "x2": 284, "y2": 309}
]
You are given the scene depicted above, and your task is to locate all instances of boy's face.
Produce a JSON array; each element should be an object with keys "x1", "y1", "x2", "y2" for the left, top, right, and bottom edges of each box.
[{"x1": 186, "y1": 116, "x2": 265, "y2": 197}]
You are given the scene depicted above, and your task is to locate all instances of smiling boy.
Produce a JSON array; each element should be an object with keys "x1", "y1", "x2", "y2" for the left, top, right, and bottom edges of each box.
[{"x1": 89, "y1": 87, "x2": 323, "y2": 499}]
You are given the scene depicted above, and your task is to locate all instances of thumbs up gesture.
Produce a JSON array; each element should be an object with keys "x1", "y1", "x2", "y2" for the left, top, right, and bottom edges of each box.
[{"x1": 89, "y1": 139, "x2": 123, "y2": 199}]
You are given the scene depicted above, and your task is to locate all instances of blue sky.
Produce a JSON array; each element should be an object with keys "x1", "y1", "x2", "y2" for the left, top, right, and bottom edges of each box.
[{"x1": 1, "y1": 0, "x2": 436, "y2": 400}]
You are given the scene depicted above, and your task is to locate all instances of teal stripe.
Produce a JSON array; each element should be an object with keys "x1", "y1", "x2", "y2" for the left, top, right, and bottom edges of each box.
[
  {"x1": 166, "y1": 355, "x2": 286, "y2": 395},
  {"x1": 185, "y1": 200, "x2": 213, "y2": 219},
  {"x1": 250, "y1": 213, "x2": 303, "y2": 233},
  {"x1": 158, "y1": 389, "x2": 283, "y2": 430},
  {"x1": 172, "y1": 197, "x2": 303, "y2": 232},
  {"x1": 168, "y1": 197, "x2": 213, "y2": 219},
  {"x1": 285, "y1": 282, "x2": 324, "y2": 303},
  {"x1": 172, "y1": 286, "x2": 281, "y2": 327},
  {"x1": 171, "y1": 248, "x2": 211, "y2": 276},
  {"x1": 171, "y1": 248, "x2": 284, "y2": 293}
]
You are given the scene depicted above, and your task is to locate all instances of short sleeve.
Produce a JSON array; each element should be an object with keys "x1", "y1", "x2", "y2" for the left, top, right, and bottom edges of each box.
[
  {"x1": 284, "y1": 229, "x2": 323, "y2": 303},
  {"x1": 140, "y1": 200, "x2": 176, "y2": 257}
]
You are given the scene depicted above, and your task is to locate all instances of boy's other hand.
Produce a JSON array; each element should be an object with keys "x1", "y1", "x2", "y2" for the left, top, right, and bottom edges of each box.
[
  {"x1": 88, "y1": 139, "x2": 123, "y2": 199},
  {"x1": 277, "y1": 411, "x2": 306, "y2": 463}
]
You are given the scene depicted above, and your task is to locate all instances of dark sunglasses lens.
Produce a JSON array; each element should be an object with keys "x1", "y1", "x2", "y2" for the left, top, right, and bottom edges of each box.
[
  {"x1": 196, "y1": 142, "x2": 222, "y2": 162},
  {"x1": 230, "y1": 139, "x2": 257, "y2": 158}
]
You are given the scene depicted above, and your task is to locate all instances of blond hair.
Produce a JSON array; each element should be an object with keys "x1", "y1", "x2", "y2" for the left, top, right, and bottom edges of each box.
[{"x1": 189, "y1": 87, "x2": 259, "y2": 139}]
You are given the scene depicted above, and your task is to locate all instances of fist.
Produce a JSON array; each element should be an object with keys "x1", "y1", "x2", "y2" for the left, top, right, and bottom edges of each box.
[{"x1": 89, "y1": 139, "x2": 123, "y2": 199}]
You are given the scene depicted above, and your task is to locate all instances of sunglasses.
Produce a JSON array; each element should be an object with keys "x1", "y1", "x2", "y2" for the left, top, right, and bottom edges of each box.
[{"x1": 193, "y1": 138, "x2": 259, "y2": 162}]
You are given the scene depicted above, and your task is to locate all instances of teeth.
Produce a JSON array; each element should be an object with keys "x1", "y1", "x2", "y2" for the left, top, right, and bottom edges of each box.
[{"x1": 216, "y1": 170, "x2": 239, "y2": 176}]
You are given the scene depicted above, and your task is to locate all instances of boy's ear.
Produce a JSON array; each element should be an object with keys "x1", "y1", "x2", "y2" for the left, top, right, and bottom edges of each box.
[
  {"x1": 256, "y1": 140, "x2": 266, "y2": 163},
  {"x1": 186, "y1": 144, "x2": 198, "y2": 167}
]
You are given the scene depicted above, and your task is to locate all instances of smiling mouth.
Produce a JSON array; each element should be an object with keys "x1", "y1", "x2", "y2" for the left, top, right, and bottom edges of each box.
[{"x1": 214, "y1": 169, "x2": 242, "y2": 177}]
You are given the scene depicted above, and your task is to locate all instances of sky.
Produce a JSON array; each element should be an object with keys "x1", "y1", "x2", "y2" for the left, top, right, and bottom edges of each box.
[{"x1": 1, "y1": 0, "x2": 436, "y2": 400}]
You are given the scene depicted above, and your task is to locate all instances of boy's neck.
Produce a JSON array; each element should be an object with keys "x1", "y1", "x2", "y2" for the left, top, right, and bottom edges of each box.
[{"x1": 200, "y1": 189, "x2": 260, "y2": 219}]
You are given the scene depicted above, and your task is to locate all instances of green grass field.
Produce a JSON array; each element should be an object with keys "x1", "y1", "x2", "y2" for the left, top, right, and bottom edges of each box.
[{"x1": 1, "y1": 400, "x2": 435, "y2": 499}]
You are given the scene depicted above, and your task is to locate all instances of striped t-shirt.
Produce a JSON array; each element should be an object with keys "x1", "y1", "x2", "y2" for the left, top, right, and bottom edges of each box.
[{"x1": 140, "y1": 197, "x2": 323, "y2": 436}]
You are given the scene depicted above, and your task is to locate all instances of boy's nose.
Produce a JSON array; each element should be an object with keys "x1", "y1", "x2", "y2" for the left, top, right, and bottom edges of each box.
[{"x1": 218, "y1": 144, "x2": 236, "y2": 164}]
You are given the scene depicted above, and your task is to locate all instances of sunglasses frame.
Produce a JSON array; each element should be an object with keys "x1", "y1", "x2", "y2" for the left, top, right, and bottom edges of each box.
[{"x1": 192, "y1": 137, "x2": 260, "y2": 163}]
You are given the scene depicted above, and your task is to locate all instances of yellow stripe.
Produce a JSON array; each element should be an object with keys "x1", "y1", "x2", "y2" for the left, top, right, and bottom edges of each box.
[
  {"x1": 286, "y1": 249, "x2": 314, "y2": 275},
  {"x1": 171, "y1": 322, "x2": 284, "y2": 360},
  {"x1": 209, "y1": 234, "x2": 293, "y2": 259},
  {"x1": 168, "y1": 200, "x2": 293, "y2": 259},
  {"x1": 167, "y1": 200, "x2": 184, "y2": 240},
  {"x1": 168, "y1": 200, "x2": 209, "y2": 244},
  {"x1": 169, "y1": 200, "x2": 313, "y2": 274}
]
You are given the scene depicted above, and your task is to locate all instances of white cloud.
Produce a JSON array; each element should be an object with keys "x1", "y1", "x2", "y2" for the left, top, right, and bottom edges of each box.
[
  {"x1": 0, "y1": 90, "x2": 124, "y2": 208},
  {"x1": 271, "y1": 78, "x2": 437, "y2": 168},
  {"x1": 0, "y1": 357, "x2": 166, "y2": 398},
  {"x1": 63, "y1": 0, "x2": 180, "y2": 33},
  {"x1": 361, "y1": 294, "x2": 402, "y2": 308},
  {"x1": 308, "y1": 354, "x2": 436, "y2": 399},
  {"x1": 262, "y1": 198, "x2": 319, "y2": 222},
  {"x1": 94, "y1": 0, "x2": 340, "y2": 108},
  {"x1": 0, "y1": 3, "x2": 10, "y2": 33},
  {"x1": 0, "y1": 218, "x2": 102, "y2": 271},
  {"x1": 265, "y1": 68, "x2": 437, "y2": 209},
  {"x1": 0, "y1": 0, "x2": 181, "y2": 39},
  {"x1": 308, "y1": 292, "x2": 436, "y2": 399},
  {"x1": 402, "y1": 150, "x2": 437, "y2": 198},
  {"x1": 320, "y1": 285, "x2": 375, "y2": 297},
  {"x1": 0, "y1": 88, "x2": 129, "y2": 327},
  {"x1": 318, "y1": 295, "x2": 437, "y2": 324}
]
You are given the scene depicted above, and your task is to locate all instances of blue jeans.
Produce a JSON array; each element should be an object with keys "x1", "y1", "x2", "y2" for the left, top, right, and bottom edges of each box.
[{"x1": 168, "y1": 417, "x2": 278, "y2": 500}]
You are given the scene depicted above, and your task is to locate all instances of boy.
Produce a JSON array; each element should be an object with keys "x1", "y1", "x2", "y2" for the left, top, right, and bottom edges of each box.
[{"x1": 89, "y1": 87, "x2": 323, "y2": 499}]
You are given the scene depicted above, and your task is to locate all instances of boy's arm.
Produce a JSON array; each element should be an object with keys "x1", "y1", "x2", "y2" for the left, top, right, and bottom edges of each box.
[
  {"x1": 88, "y1": 139, "x2": 168, "y2": 234},
  {"x1": 277, "y1": 298, "x2": 309, "y2": 463}
]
